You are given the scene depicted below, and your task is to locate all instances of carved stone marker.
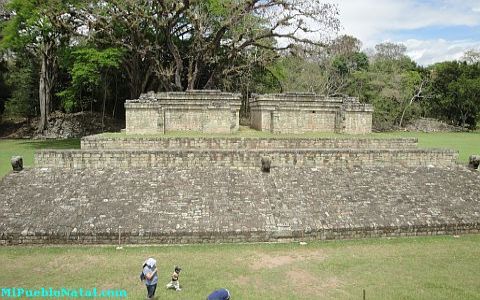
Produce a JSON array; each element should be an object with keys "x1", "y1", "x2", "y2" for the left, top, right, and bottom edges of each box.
[
  {"x1": 261, "y1": 157, "x2": 271, "y2": 173},
  {"x1": 11, "y1": 156, "x2": 23, "y2": 172},
  {"x1": 468, "y1": 155, "x2": 480, "y2": 170}
]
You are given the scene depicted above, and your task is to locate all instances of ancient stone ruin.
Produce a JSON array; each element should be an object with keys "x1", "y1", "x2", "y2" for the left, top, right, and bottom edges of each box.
[
  {"x1": 125, "y1": 90, "x2": 373, "y2": 135},
  {"x1": 1, "y1": 90, "x2": 479, "y2": 246},
  {"x1": 125, "y1": 90, "x2": 241, "y2": 134},
  {"x1": 250, "y1": 93, "x2": 373, "y2": 134}
]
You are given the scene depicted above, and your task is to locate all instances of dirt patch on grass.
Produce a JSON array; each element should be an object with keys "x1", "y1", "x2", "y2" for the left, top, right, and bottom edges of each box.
[
  {"x1": 284, "y1": 269, "x2": 345, "y2": 297},
  {"x1": 234, "y1": 266, "x2": 344, "y2": 297},
  {"x1": 234, "y1": 275, "x2": 251, "y2": 286},
  {"x1": 251, "y1": 254, "x2": 296, "y2": 270},
  {"x1": 250, "y1": 250, "x2": 327, "y2": 271},
  {"x1": 237, "y1": 250, "x2": 344, "y2": 296},
  {"x1": 47, "y1": 254, "x2": 104, "y2": 273}
]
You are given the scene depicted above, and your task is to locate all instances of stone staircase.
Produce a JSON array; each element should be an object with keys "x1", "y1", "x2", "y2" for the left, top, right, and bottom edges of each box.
[{"x1": 35, "y1": 135, "x2": 459, "y2": 169}]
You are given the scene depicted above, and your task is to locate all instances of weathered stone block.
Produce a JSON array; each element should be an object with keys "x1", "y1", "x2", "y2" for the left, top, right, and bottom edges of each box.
[
  {"x1": 11, "y1": 156, "x2": 23, "y2": 172},
  {"x1": 468, "y1": 155, "x2": 480, "y2": 170},
  {"x1": 261, "y1": 157, "x2": 271, "y2": 173}
]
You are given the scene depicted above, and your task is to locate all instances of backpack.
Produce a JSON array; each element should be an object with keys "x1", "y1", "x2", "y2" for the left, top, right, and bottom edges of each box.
[
  {"x1": 140, "y1": 262, "x2": 148, "y2": 281},
  {"x1": 140, "y1": 262, "x2": 156, "y2": 281}
]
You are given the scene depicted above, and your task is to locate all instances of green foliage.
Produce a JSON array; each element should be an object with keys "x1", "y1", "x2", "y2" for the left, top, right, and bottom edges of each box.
[
  {"x1": 0, "y1": 0, "x2": 36, "y2": 50},
  {"x1": 56, "y1": 88, "x2": 76, "y2": 113},
  {"x1": 4, "y1": 56, "x2": 38, "y2": 117},
  {"x1": 206, "y1": 0, "x2": 230, "y2": 16},
  {"x1": 1, "y1": 0, "x2": 80, "y2": 50},
  {"x1": 347, "y1": 47, "x2": 424, "y2": 129},
  {"x1": 0, "y1": 59, "x2": 10, "y2": 115},
  {"x1": 272, "y1": 55, "x2": 326, "y2": 93},
  {"x1": 70, "y1": 47, "x2": 123, "y2": 87},
  {"x1": 272, "y1": 36, "x2": 370, "y2": 97},
  {"x1": 57, "y1": 47, "x2": 124, "y2": 112},
  {"x1": 428, "y1": 61, "x2": 480, "y2": 128}
]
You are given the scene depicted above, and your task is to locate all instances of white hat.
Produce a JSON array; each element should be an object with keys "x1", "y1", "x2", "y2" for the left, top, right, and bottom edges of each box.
[{"x1": 144, "y1": 258, "x2": 156, "y2": 267}]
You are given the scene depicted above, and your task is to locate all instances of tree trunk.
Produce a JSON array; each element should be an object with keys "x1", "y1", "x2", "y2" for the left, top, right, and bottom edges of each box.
[
  {"x1": 38, "y1": 42, "x2": 55, "y2": 132},
  {"x1": 112, "y1": 73, "x2": 118, "y2": 118},
  {"x1": 102, "y1": 73, "x2": 107, "y2": 131},
  {"x1": 125, "y1": 56, "x2": 153, "y2": 98},
  {"x1": 399, "y1": 80, "x2": 426, "y2": 128},
  {"x1": 166, "y1": 36, "x2": 184, "y2": 90},
  {"x1": 38, "y1": 52, "x2": 48, "y2": 132},
  {"x1": 187, "y1": 60, "x2": 199, "y2": 90}
]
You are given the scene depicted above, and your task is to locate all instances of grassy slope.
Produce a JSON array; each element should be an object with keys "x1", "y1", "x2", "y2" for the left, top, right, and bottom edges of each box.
[{"x1": 0, "y1": 235, "x2": 479, "y2": 299}]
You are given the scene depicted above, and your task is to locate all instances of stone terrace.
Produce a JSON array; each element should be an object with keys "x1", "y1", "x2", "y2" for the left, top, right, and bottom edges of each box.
[
  {"x1": 81, "y1": 135, "x2": 420, "y2": 150},
  {"x1": 35, "y1": 136, "x2": 458, "y2": 170},
  {"x1": 1, "y1": 166, "x2": 479, "y2": 245}
]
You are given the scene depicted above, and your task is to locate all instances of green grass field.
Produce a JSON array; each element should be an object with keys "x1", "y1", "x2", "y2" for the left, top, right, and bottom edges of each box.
[
  {"x1": 373, "y1": 131, "x2": 480, "y2": 163},
  {"x1": 0, "y1": 235, "x2": 479, "y2": 299},
  {"x1": 0, "y1": 139, "x2": 81, "y2": 179}
]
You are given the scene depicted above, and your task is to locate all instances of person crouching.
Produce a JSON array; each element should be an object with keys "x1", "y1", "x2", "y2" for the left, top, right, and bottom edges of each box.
[{"x1": 166, "y1": 266, "x2": 182, "y2": 291}]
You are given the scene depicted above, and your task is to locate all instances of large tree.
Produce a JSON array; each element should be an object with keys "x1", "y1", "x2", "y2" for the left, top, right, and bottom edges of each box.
[
  {"x1": 1, "y1": 0, "x2": 83, "y2": 131},
  {"x1": 428, "y1": 61, "x2": 480, "y2": 128},
  {"x1": 88, "y1": 0, "x2": 340, "y2": 96},
  {"x1": 273, "y1": 35, "x2": 367, "y2": 95}
]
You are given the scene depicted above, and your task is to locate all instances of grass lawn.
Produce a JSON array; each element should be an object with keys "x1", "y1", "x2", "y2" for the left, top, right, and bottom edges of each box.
[
  {"x1": 373, "y1": 131, "x2": 480, "y2": 163},
  {"x1": 0, "y1": 139, "x2": 80, "y2": 178},
  {"x1": 0, "y1": 235, "x2": 479, "y2": 299}
]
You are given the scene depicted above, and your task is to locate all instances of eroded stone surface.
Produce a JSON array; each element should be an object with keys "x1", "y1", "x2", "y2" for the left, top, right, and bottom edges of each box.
[{"x1": 0, "y1": 166, "x2": 479, "y2": 244}]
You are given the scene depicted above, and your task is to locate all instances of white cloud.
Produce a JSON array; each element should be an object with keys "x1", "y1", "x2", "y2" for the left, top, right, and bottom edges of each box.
[
  {"x1": 404, "y1": 39, "x2": 480, "y2": 65},
  {"x1": 328, "y1": 0, "x2": 480, "y2": 64},
  {"x1": 331, "y1": 0, "x2": 480, "y2": 43}
]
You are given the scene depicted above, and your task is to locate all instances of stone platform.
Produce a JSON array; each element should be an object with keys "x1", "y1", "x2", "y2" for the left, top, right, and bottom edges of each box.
[
  {"x1": 1, "y1": 166, "x2": 479, "y2": 245},
  {"x1": 35, "y1": 136, "x2": 458, "y2": 170}
]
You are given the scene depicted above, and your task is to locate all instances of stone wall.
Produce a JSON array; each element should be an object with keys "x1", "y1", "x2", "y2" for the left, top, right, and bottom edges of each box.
[
  {"x1": 125, "y1": 103, "x2": 161, "y2": 134},
  {"x1": 1, "y1": 166, "x2": 479, "y2": 245},
  {"x1": 35, "y1": 148, "x2": 458, "y2": 169},
  {"x1": 250, "y1": 93, "x2": 373, "y2": 134},
  {"x1": 125, "y1": 90, "x2": 241, "y2": 134},
  {"x1": 2, "y1": 223, "x2": 478, "y2": 245},
  {"x1": 343, "y1": 101, "x2": 374, "y2": 134},
  {"x1": 81, "y1": 136, "x2": 419, "y2": 151}
]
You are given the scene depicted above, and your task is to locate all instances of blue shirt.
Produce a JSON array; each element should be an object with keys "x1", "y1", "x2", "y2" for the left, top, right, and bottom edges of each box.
[
  {"x1": 207, "y1": 288, "x2": 230, "y2": 300},
  {"x1": 142, "y1": 265, "x2": 158, "y2": 285}
]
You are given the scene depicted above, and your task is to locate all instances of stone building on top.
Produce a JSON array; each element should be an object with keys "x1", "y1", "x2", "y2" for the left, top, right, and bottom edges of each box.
[
  {"x1": 249, "y1": 93, "x2": 373, "y2": 134},
  {"x1": 125, "y1": 90, "x2": 242, "y2": 134},
  {"x1": 125, "y1": 91, "x2": 373, "y2": 135}
]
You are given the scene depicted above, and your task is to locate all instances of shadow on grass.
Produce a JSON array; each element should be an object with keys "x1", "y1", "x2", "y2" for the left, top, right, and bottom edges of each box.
[{"x1": 16, "y1": 139, "x2": 81, "y2": 150}]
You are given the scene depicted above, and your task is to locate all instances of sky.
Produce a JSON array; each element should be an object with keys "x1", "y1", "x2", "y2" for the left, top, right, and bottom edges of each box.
[{"x1": 331, "y1": 0, "x2": 480, "y2": 65}]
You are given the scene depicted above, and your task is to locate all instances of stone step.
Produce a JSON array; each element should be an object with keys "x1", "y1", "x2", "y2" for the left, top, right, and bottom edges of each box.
[
  {"x1": 81, "y1": 136, "x2": 419, "y2": 151},
  {"x1": 35, "y1": 148, "x2": 458, "y2": 169}
]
